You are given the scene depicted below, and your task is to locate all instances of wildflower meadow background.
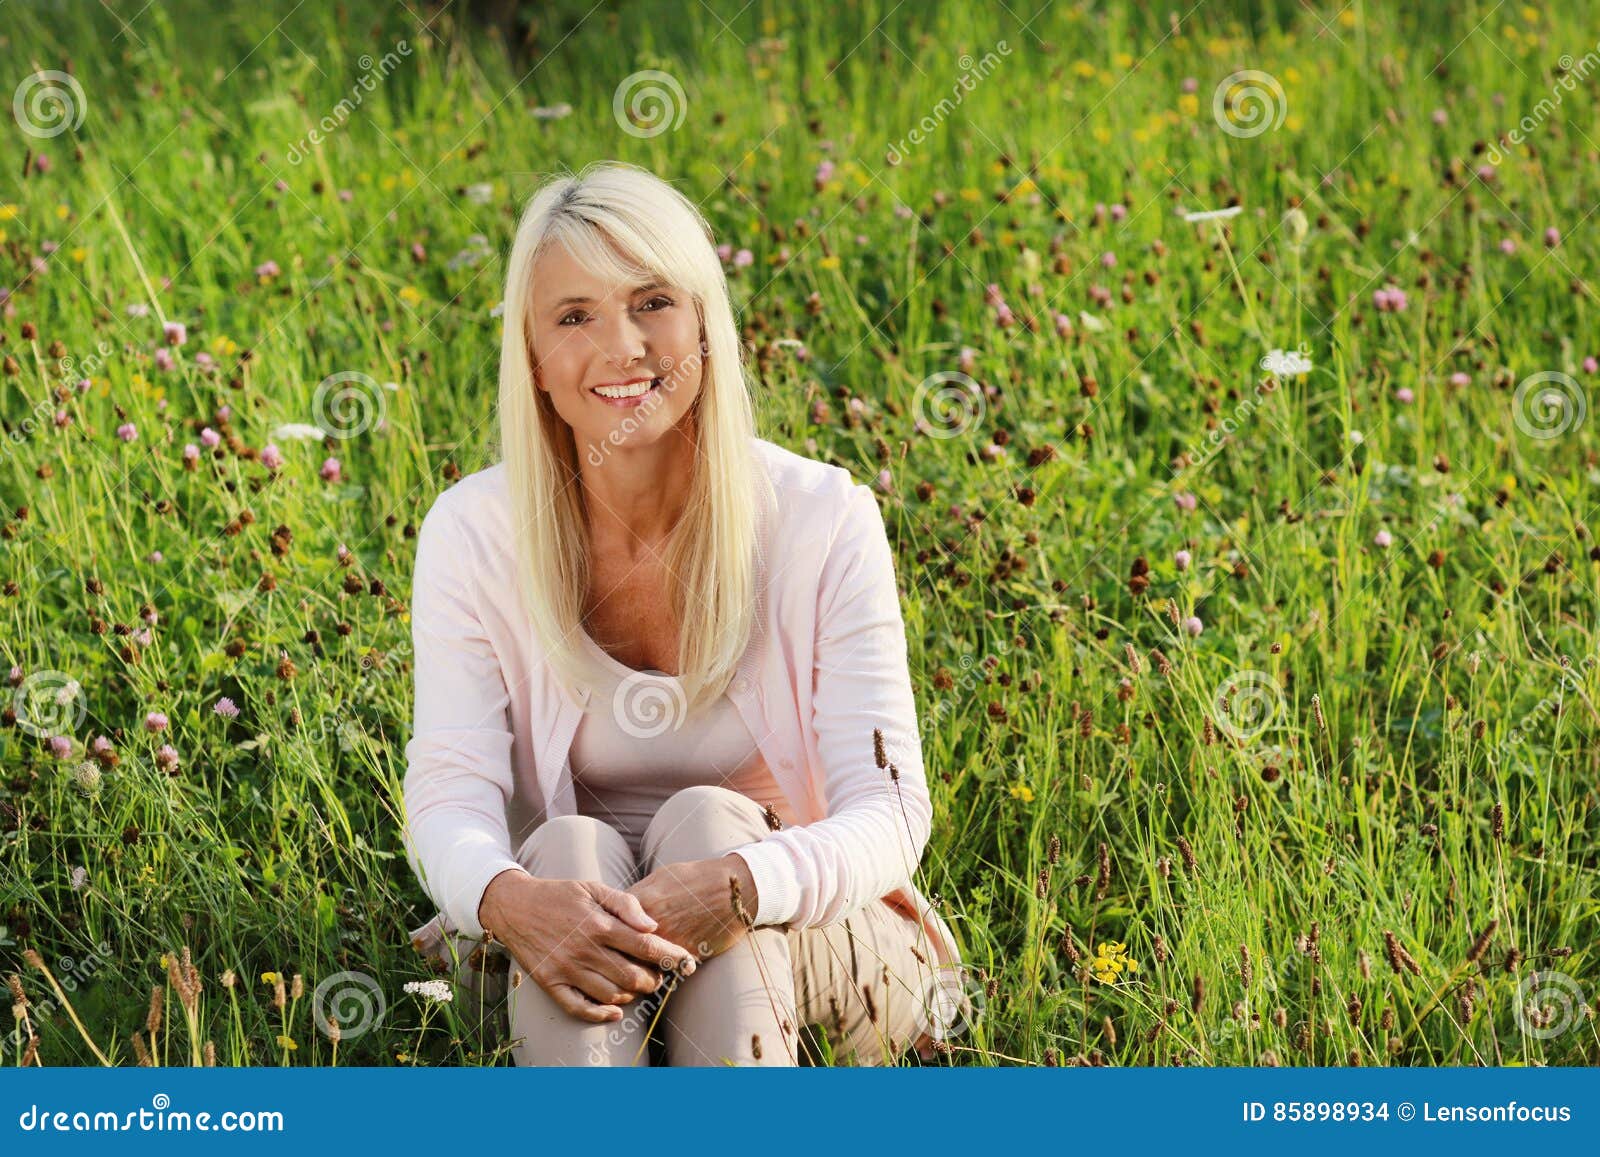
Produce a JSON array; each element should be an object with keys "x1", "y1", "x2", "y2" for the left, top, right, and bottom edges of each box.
[{"x1": 2, "y1": 0, "x2": 1597, "y2": 1067}]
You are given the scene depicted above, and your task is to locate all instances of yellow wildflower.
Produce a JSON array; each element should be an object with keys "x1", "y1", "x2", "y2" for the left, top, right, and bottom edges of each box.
[
  {"x1": 276, "y1": 1035, "x2": 298, "y2": 1051},
  {"x1": 818, "y1": 255, "x2": 840, "y2": 270},
  {"x1": 0, "y1": 204, "x2": 19, "y2": 222},
  {"x1": 1009, "y1": 783, "x2": 1035, "y2": 803},
  {"x1": 398, "y1": 285, "x2": 423, "y2": 306}
]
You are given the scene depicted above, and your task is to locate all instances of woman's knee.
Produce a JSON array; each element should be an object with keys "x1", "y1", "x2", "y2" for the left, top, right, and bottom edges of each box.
[
  {"x1": 515, "y1": 813, "x2": 635, "y2": 882},
  {"x1": 642, "y1": 784, "x2": 766, "y2": 867}
]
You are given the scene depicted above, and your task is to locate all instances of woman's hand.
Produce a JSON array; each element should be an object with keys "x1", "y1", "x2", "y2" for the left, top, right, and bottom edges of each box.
[
  {"x1": 624, "y1": 854, "x2": 761, "y2": 962},
  {"x1": 478, "y1": 869, "x2": 700, "y2": 1024}
]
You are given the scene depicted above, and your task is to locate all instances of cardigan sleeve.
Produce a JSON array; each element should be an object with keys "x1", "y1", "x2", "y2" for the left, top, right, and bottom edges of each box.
[
  {"x1": 728, "y1": 481, "x2": 933, "y2": 929},
  {"x1": 400, "y1": 493, "x2": 527, "y2": 940}
]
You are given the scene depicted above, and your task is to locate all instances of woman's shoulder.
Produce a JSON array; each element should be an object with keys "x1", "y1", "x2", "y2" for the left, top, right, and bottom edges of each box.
[
  {"x1": 416, "y1": 462, "x2": 514, "y2": 554},
  {"x1": 751, "y1": 436, "x2": 861, "y2": 517}
]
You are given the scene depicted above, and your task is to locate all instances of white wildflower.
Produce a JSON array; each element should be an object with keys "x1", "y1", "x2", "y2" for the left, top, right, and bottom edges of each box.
[
  {"x1": 403, "y1": 979, "x2": 454, "y2": 1004},
  {"x1": 270, "y1": 423, "x2": 329, "y2": 441},
  {"x1": 530, "y1": 102, "x2": 573, "y2": 120},
  {"x1": 463, "y1": 183, "x2": 493, "y2": 205},
  {"x1": 489, "y1": 301, "x2": 506, "y2": 319},
  {"x1": 1182, "y1": 205, "x2": 1244, "y2": 223},
  {"x1": 1078, "y1": 310, "x2": 1108, "y2": 333},
  {"x1": 1259, "y1": 347, "x2": 1314, "y2": 377}
]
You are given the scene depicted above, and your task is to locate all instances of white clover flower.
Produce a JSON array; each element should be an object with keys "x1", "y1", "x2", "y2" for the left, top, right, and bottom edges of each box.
[
  {"x1": 489, "y1": 301, "x2": 506, "y2": 319},
  {"x1": 1078, "y1": 310, "x2": 1108, "y2": 333},
  {"x1": 403, "y1": 979, "x2": 454, "y2": 1004},
  {"x1": 463, "y1": 183, "x2": 493, "y2": 205},
  {"x1": 1182, "y1": 205, "x2": 1244, "y2": 223},
  {"x1": 1259, "y1": 347, "x2": 1314, "y2": 377}
]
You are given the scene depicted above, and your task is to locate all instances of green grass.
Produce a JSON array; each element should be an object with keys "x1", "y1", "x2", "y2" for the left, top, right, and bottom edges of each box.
[{"x1": 1, "y1": 0, "x2": 1596, "y2": 1066}]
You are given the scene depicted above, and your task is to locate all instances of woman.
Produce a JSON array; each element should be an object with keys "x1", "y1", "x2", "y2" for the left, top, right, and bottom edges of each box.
[{"x1": 402, "y1": 161, "x2": 967, "y2": 1066}]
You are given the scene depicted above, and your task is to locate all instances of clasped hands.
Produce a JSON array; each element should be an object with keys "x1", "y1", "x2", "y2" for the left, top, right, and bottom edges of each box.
[{"x1": 480, "y1": 853, "x2": 760, "y2": 1024}]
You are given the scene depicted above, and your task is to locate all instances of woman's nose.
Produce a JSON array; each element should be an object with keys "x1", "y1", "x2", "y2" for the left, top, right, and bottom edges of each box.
[{"x1": 596, "y1": 309, "x2": 648, "y2": 367}]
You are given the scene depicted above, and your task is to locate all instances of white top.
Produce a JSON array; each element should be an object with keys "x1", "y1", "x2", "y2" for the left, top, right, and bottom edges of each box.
[
  {"x1": 401, "y1": 436, "x2": 961, "y2": 976},
  {"x1": 570, "y1": 627, "x2": 798, "y2": 862}
]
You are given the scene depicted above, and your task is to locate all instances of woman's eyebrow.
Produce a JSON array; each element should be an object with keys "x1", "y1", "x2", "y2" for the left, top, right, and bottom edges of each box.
[{"x1": 548, "y1": 280, "x2": 670, "y2": 310}]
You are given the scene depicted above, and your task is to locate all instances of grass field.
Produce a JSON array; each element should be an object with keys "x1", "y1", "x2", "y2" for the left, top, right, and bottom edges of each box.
[{"x1": 1, "y1": 0, "x2": 1597, "y2": 1066}]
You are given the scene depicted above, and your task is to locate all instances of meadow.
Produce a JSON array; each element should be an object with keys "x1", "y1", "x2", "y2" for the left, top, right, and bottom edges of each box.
[{"x1": 1, "y1": 0, "x2": 1597, "y2": 1066}]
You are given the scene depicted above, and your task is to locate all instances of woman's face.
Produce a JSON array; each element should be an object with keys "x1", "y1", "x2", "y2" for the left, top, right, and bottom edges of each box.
[{"x1": 527, "y1": 236, "x2": 704, "y2": 456}]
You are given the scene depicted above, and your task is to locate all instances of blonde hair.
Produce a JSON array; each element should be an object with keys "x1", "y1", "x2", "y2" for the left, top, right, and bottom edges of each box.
[{"x1": 496, "y1": 160, "x2": 769, "y2": 716}]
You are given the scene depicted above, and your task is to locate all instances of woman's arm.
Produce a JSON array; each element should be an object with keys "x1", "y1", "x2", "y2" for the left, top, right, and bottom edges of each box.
[
  {"x1": 401, "y1": 494, "x2": 528, "y2": 940},
  {"x1": 727, "y1": 481, "x2": 934, "y2": 928}
]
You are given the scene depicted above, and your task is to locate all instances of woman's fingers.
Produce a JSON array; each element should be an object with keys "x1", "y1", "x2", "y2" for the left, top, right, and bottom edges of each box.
[
  {"x1": 591, "y1": 883, "x2": 659, "y2": 933},
  {"x1": 603, "y1": 924, "x2": 700, "y2": 975},
  {"x1": 548, "y1": 982, "x2": 622, "y2": 1024},
  {"x1": 570, "y1": 966, "x2": 634, "y2": 1010},
  {"x1": 595, "y1": 947, "x2": 665, "y2": 996}
]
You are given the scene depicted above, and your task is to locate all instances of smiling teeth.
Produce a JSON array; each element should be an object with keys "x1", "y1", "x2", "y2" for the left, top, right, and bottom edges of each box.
[{"x1": 595, "y1": 380, "x2": 655, "y2": 398}]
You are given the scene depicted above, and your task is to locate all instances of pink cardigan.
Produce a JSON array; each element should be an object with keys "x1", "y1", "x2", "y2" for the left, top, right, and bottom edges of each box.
[{"x1": 402, "y1": 436, "x2": 961, "y2": 973}]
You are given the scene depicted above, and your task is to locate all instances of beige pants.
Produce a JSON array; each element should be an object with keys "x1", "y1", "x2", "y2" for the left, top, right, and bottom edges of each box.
[{"x1": 504, "y1": 784, "x2": 943, "y2": 1066}]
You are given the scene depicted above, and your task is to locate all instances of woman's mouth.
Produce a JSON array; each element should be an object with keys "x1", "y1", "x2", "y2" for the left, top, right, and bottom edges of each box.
[{"x1": 590, "y1": 377, "x2": 662, "y2": 407}]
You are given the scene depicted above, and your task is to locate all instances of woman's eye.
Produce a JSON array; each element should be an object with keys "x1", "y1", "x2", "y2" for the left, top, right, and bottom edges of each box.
[
  {"x1": 559, "y1": 312, "x2": 587, "y2": 326},
  {"x1": 641, "y1": 295, "x2": 673, "y2": 311}
]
